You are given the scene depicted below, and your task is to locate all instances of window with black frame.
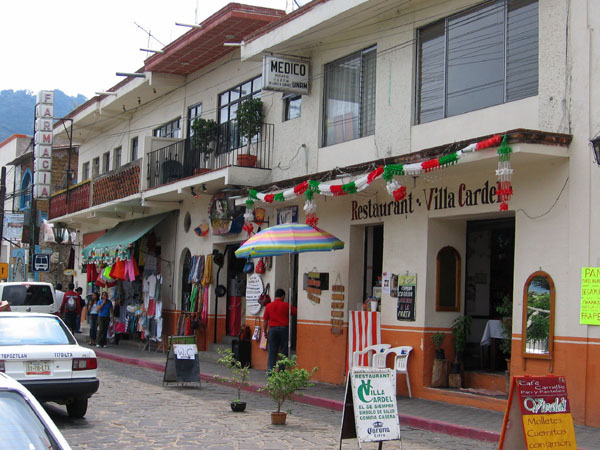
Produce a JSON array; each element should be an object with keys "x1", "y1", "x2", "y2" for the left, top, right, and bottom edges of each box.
[
  {"x1": 218, "y1": 75, "x2": 262, "y2": 152},
  {"x1": 323, "y1": 45, "x2": 376, "y2": 147},
  {"x1": 153, "y1": 118, "x2": 182, "y2": 139},
  {"x1": 416, "y1": 0, "x2": 538, "y2": 124}
]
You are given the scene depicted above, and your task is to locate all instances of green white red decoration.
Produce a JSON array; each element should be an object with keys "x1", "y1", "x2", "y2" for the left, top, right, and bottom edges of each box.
[{"x1": 243, "y1": 134, "x2": 511, "y2": 230}]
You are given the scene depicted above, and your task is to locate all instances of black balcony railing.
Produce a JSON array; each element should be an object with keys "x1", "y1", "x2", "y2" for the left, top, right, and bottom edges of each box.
[{"x1": 147, "y1": 122, "x2": 274, "y2": 189}]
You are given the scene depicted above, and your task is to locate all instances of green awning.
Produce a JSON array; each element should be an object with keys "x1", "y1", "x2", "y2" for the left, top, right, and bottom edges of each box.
[{"x1": 82, "y1": 213, "x2": 169, "y2": 264}]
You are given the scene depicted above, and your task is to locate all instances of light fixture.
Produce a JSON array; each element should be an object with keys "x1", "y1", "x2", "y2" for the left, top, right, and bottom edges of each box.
[
  {"x1": 223, "y1": 42, "x2": 243, "y2": 47},
  {"x1": 591, "y1": 133, "x2": 600, "y2": 165},
  {"x1": 95, "y1": 91, "x2": 117, "y2": 96},
  {"x1": 116, "y1": 72, "x2": 146, "y2": 78},
  {"x1": 52, "y1": 222, "x2": 70, "y2": 244},
  {"x1": 175, "y1": 22, "x2": 202, "y2": 29},
  {"x1": 140, "y1": 48, "x2": 164, "y2": 54}
]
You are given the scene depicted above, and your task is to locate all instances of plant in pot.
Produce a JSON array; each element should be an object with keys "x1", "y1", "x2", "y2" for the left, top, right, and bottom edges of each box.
[
  {"x1": 431, "y1": 332, "x2": 446, "y2": 360},
  {"x1": 259, "y1": 354, "x2": 317, "y2": 425},
  {"x1": 236, "y1": 97, "x2": 263, "y2": 167},
  {"x1": 449, "y1": 315, "x2": 472, "y2": 388},
  {"x1": 215, "y1": 348, "x2": 250, "y2": 412},
  {"x1": 191, "y1": 117, "x2": 219, "y2": 159},
  {"x1": 496, "y1": 295, "x2": 513, "y2": 392}
]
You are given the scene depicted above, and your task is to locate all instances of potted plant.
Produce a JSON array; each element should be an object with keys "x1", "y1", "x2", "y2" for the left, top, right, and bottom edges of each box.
[
  {"x1": 236, "y1": 97, "x2": 263, "y2": 167},
  {"x1": 431, "y1": 332, "x2": 446, "y2": 360},
  {"x1": 449, "y1": 315, "x2": 472, "y2": 388},
  {"x1": 259, "y1": 354, "x2": 317, "y2": 425},
  {"x1": 191, "y1": 117, "x2": 219, "y2": 158},
  {"x1": 215, "y1": 348, "x2": 250, "y2": 412},
  {"x1": 495, "y1": 295, "x2": 513, "y2": 360}
]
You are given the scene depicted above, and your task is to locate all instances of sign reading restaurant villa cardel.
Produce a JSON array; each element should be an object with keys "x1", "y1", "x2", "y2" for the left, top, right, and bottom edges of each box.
[{"x1": 351, "y1": 180, "x2": 499, "y2": 220}]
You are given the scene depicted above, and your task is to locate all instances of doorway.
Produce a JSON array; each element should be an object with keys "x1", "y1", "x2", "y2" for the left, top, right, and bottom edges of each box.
[
  {"x1": 363, "y1": 225, "x2": 384, "y2": 304},
  {"x1": 464, "y1": 218, "x2": 515, "y2": 371},
  {"x1": 226, "y1": 244, "x2": 246, "y2": 336}
]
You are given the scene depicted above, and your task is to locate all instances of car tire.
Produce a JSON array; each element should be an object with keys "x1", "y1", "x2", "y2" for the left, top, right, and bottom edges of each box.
[{"x1": 67, "y1": 397, "x2": 88, "y2": 418}]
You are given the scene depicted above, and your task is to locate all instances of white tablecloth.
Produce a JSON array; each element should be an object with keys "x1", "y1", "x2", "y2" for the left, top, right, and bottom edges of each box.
[{"x1": 480, "y1": 319, "x2": 506, "y2": 346}]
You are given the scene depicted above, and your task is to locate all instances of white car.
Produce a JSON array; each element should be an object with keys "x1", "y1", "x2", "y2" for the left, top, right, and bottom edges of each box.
[
  {"x1": 0, "y1": 371, "x2": 71, "y2": 449},
  {"x1": 0, "y1": 281, "x2": 60, "y2": 314},
  {"x1": 0, "y1": 313, "x2": 99, "y2": 417}
]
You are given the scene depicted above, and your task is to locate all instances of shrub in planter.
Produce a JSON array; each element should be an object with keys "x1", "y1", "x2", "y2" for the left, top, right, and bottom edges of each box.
[
  {"x1": 214, "y1": 348, "x2": 250, "y2": 412},
  {"x1": 237, "y1": 98, "x2": 263, "y2": 156},
  {"x1": 191, "y1": 118, "x2": 219, "y2": 157}
]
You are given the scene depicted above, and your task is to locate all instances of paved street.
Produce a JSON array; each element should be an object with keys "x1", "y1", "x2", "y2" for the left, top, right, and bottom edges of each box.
[{"x1": 45, "y1": 358, "x2": 496, "y2": 449}]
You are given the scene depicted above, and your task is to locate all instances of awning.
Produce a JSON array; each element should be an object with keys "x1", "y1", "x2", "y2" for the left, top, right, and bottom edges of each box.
[{"x1": 82, "y1": 213, "x2": 169, "y2": 264}]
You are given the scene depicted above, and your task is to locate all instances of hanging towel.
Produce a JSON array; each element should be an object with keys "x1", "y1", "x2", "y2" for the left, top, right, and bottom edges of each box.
[
  {"x1": 193, "y1": 255, "x2": 204, "y2": 284},
  {"x1": 201, "y1": 286, "x2": 209, "y2": 326},
  {"x1": 201, "y1": 254, "x2": 213, "y2": 286},
  {"x1": 189, "y1": 284, "x2": 199, "y2": 313},
  {"x1": 86, "y1": 264, "x2": 99, "y2": 283}
]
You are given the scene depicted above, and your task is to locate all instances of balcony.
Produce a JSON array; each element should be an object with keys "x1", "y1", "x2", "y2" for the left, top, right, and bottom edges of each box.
[
  {"x1": 147, "y1": 122, "x2": 274, "y2": 189},
  {"x1": 48, "y1": 160, "x2": 141, "y2": 220}
]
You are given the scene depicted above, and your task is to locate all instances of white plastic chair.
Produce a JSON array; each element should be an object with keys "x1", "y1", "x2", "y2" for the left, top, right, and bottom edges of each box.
[
  {"x1": 352, "y1": 343, "x2": 391, "y2": 368},
  {"x1": 388, "y1": 346, "x2": 413, "y2": 398}
]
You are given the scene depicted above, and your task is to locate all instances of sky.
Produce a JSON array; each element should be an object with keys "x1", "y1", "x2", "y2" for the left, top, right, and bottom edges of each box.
[{"x1": 1, "y1": 0, "x2": 291, "y2": 99}]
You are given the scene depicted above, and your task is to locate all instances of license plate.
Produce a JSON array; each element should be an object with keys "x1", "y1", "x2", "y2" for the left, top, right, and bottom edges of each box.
[{"x1": 26, "y1": 361, "x2": 51, "y2": 375}]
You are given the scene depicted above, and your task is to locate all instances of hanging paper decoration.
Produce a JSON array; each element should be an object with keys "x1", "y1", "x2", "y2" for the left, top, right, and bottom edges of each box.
[
  {"x1": 496, "y1": 135, "x2": 514, "y2": 211},
  {"x1": 242, "y1": 198, "x2": 255, "y2": 237},
  {"x1": 242, "y1": 134, "x2": 511, "y2": 219}
]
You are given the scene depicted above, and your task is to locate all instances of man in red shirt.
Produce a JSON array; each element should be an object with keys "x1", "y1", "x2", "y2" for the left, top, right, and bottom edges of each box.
[
  {"x1": 263, "y1": 288, "x2": 297, "y2": 373},
  {"x1": 59, "y1": 282, "x2": 81, "y2": 334}
]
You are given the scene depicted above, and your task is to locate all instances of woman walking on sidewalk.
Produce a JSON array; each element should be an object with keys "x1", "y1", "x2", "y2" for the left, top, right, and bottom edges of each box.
[
  {"x1": 96, "y1": 292, "x2": 113, "y2": 348},
  {"x1": 88, "y1": 292, "x2": 99, "y2": 345}
]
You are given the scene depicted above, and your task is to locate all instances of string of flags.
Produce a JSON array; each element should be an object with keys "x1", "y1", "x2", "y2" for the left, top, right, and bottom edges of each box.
[{"x1": 243, "y1": 134, "x2": 513, "y2": 234}]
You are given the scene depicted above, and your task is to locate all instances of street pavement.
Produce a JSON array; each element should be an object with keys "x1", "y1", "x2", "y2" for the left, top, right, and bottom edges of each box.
[
  {"x1": 66, "y1": 329, "x2": 600, "y2": 449},
  {"x1": 48, "y1": 357, "x2": 496, "y2": 449}
]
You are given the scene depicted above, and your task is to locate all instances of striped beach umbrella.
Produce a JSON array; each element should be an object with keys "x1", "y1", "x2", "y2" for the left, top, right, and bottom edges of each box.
[{"x1": 234, "y1": 223, "x2": 344, "y2": 259}]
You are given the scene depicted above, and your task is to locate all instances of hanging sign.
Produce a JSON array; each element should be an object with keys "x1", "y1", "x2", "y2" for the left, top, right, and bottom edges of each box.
[
  {"x1": 245, "y1": 273, "x2": 264, "y2": 315},
  {"x1": 580, "y1": 267, "x2": 600, "y2": 325},
  {"x1": 262, "y1": 55, "x2": 310, "y2": 95},
  {"x1": 499, "y1": 375, "x2": 577, "y2": 450},
  {"x1": 397, "y1": 274, "x2": 416, "y2": 321},
  {"x1": 33, "y1": 90, "x2": 54, "y2": 200},
  {"x1": 3, "y1": 213, "x2": 24, "y2": 241},
  {"x1": 340, "y1": 367, "x2": 401, "y2": 446}
]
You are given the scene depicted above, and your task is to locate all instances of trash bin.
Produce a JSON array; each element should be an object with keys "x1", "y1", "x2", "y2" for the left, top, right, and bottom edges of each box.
[{"x1": 232, "y1": 339, "x2": 251, "y2": 367}]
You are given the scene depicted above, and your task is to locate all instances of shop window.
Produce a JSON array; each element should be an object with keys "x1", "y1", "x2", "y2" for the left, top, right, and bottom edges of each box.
[
  {"x1": 283, "y1": 94, "x2": 301, "y2": 121},
  {"x1": 153, "y1": 118, "x2": 182, "y2": 139},
  {"x1": 522, "y1": 271, "x2": 554, "y2": 359},
  {"x1": 436, "y1": 246, "x2": 461, "y2": 312},
  {"x1": 416, "y1": 0, "x2": 538, "y2": 124},
  {"x1": 323, "y1": 45, "x2": 376, "y2": 146}
]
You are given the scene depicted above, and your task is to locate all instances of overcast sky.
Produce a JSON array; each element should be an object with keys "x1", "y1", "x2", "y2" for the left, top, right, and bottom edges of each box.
[{"x1": 1, "y1": 0, "x2": 290, "y2": 99}]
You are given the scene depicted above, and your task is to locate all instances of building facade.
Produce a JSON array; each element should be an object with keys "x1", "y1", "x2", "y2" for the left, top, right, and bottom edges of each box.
[{"x1": 50, "y1": 0, "x2": 600, "y2": 427}]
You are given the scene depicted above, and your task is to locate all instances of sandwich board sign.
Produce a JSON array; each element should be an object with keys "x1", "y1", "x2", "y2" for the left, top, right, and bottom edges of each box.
[
  {"x1": 340, "y1": 367, "x2": 401, "y2": 449},
  {"x1": 499, "y1": 375, "x2": 577, "y2": 449}
]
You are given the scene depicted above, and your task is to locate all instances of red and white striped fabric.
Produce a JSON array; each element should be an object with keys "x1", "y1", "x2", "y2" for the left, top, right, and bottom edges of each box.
[{"x1": 347, "y1": 311, "x2": 381, "y2": 373}]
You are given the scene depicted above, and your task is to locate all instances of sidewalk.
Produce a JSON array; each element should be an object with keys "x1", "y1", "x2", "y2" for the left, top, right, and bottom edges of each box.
[{"x1": 80, "y1": 333, "x2": 599, "y2": 449}]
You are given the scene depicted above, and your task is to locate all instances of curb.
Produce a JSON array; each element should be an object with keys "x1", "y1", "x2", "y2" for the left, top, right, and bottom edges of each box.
[{"x1": 96, "y1": 350, "x2": 501, "y2": 444}]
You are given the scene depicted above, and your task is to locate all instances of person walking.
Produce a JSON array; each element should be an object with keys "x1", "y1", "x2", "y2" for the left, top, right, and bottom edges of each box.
[
  {"x1": 59, "y1": 283, "x2": 80, "y2": 334},
  {"x1": 55, "y1": 283, "x2": 65, "y2": 307},
  {"x1": 87, "y1": 292, "x2": 99, "y2": 346},
  {"x1": 263, "y1": 288, "x2": 297, "y2": 373},
  {"x1": 96, "y1": 292, "x2": 113, "y2": 348},
  {"x1": 75, "y1": 287, "x2": 85, "y2": 333}
]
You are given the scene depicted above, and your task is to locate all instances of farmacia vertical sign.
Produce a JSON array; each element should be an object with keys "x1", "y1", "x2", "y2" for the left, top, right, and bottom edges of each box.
[{"x1": 34, "y1": 90, "x2": 54, "y2": 199}]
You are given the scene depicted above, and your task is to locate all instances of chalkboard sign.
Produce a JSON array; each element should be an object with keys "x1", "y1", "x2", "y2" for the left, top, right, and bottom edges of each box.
[
  {"x1": 397, "y1": 274, "x2": 416, "y2": 321},
  {"x1": 163, "y1": 336, "x2": 200, "y2": 386}
]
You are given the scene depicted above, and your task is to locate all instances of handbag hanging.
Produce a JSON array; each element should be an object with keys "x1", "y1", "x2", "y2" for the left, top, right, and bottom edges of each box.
[
  {"x1": 255, "y1": 257, "x2": 265, "y2": 274},
  {"x1": 259, "y1": 330, "x2": 268, "y2": 350},
  {"x1": 258, "y1": 283, "x2": 271, "y2": 307}
]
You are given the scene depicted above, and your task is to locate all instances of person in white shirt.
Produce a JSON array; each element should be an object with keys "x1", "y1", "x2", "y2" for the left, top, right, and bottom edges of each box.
[{"x1": 55, "y1": 283, "x2": 65, "y2": 306}]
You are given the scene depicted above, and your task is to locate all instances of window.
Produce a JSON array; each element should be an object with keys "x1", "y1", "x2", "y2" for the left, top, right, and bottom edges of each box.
[
  {"x1": 436, "y1": 246, "x2": 461, "y2": 312},
  {"x1": 102, "y1": 152, "x2": 110, "y2": 174},
  {"x1": 417, "y1": 0, "x2": 538, "y2": 124},
  {"x1": 284, "y1": 94, "x2": 302, "y2": 121},
  {"x1": 19, "y1": 170, "x2": 32, "y2": 210},
  {"x1": 187, "y1": 103, "x2": 203, "y2": 138},
  {"x1": 92, "y1": 157, "x2": 100, "y2": 178},
  {"x1": 522, "y1": 271, "x2": 555, "y2": 359},
  {"x1": 113, "y1": 146, "x2": 121, "y2": 169},
  {"x1": 130, "y1": 137, "x2": 138, "y2": 162},
  {"x1": 82, "y1": 162, "x2": 90, "y2": 181},
  {"x1": 323, "y1": 46, "x2": 376, "y2": 147},
  {"x1": 153, "y1": 118, "x2": 182, "y2": 138},
  {"x1": 218, "y1": 76, "x2": 262, "y2": 151}
]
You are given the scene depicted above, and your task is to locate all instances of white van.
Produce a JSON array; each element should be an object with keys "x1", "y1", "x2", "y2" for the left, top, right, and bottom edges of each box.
[{"x1": 0, "y1": 282, "x2": 60, "y2": 314}]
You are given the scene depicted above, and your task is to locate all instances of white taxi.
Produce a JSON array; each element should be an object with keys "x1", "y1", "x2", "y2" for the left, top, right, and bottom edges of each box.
[{"x1": 0, "y1": 313, "x2": 99, "y2": 417}]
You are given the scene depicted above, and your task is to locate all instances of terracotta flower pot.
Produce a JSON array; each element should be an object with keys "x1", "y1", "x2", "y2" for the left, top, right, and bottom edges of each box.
[
  {"x1": 270, "y1": 411, "x2": 287, "y2": 425},
  {"x1": 237, "y1": 154, "x2": 257, "y2": 167}
]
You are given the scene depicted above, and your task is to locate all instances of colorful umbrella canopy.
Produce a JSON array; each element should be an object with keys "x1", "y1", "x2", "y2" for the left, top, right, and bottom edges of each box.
[{"x1": 235, "y1": 223, "x2": 344, "y2": 258}]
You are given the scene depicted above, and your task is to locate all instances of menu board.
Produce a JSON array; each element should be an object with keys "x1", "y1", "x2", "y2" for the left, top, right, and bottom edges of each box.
[
  {"x1": 245, "y1": 274, "x2": 264, "y2": 315},
  {"x1": 499, "y1": 375, "x2": 577, "y2": 450},
  {"x1": 580, "y1": 267, "x2": 600, "y2": 325},
  {"x1": 397, "y1": 274, "x2": 416, "y2": 321}
]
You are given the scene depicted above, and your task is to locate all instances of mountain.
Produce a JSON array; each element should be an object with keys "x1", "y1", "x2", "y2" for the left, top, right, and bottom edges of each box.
[{"x1": 0, "y1": 89, "x2": 87, "y2": 143}]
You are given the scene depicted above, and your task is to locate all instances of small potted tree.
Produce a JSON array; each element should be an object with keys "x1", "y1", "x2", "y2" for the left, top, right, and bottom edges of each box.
[
  {"x1": 191, "y1": 117, "x2": 219, "y2": 158},
  {"x1": 496, "y1": 296, "x2": 513, "y2": 391},
  {"x1": 236, "y1": 98, "x2": 263, "y2": 167},
  {"x1": 259, "y1": 354, "x2": 317, "y2": 425},
  {"x1": 432, "y1": 332, "x2": 446, "y2": 360},
  {"x1": 215, "y1": 348, "x2": 250, "y2": 412},
  {"x1": 431, "y1": 332, "x2": 448, "y2": 388},
  {"x1": 449, "y1": 315, "x2": 472, "y2": 388}
]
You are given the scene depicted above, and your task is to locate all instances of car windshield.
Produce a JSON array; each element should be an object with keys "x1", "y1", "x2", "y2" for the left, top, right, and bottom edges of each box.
[
  {"x1": 0, "y1": 390, "x2": 62, "y2": 449},
  {"x1": 0, "y1": 316, "x2": 74, "y2": 346},
  {"x1": 2, "y1": 284, "x2": 54, "y2": 306}
]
